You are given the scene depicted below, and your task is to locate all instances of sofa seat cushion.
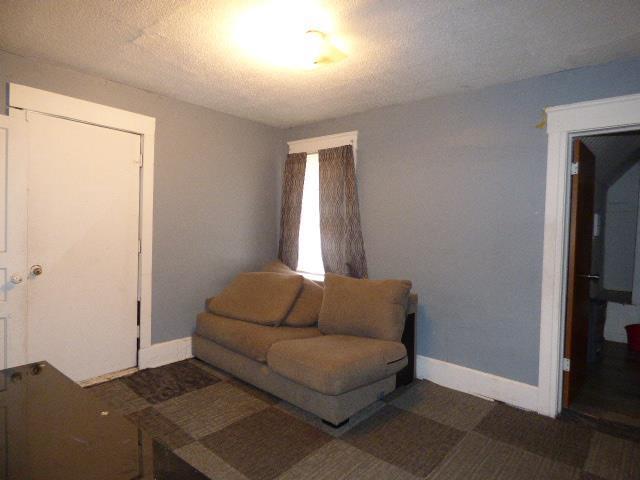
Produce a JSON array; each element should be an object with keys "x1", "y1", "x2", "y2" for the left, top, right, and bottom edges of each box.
[
  {"x1": 267, "y1": 335, "x2": 407, "y2": 396},
  {"x1": 208, "y1": 272, "x2": 303, "y2": 326},
  {"x1": 196, "y1": 312, "x2": 322, "y2": 363}
]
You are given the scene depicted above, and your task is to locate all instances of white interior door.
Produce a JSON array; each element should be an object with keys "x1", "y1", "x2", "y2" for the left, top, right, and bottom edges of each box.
[{"x1": 25, "y1": 112, "x2": 141, "y2": 382}]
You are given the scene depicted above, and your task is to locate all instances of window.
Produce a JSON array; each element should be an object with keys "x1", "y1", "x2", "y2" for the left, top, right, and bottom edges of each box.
[
  {"x1": 296, "y1": 153, "x2": 324, "y2": 280},
  {"x1": 287, "y1": 131, "x2": 358, "y2": 280}
]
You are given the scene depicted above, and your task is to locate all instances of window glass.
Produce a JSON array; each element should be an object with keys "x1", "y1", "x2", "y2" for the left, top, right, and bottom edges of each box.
[{"x1": 296, "y1": 153, "x2": 325, "y2": 279}]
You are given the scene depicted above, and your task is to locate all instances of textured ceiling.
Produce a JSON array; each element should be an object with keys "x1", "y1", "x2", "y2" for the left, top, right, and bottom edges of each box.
[
  {"x1": 581, "y1": 133, "x2": 640, "y2": 187},
  {"x1": 2, "y1": 0, "x2": 640, "y2": 127}
]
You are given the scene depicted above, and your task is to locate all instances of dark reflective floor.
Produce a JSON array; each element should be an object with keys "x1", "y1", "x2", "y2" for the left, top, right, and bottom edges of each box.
[
  {"x1": 0, "y1": 362, "x2": 207, "y2": 480},
  {"x1": 570, "y1": 341, "x2": 640, "y2": 428}
]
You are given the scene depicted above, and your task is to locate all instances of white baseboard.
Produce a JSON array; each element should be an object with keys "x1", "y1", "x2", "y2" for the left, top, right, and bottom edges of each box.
[
  {"x1": 139, "y1": 336, "x2": 193, "y2": 369},
  {"x1": 416, "y1": 355, "x2": 539, "y2": 412}
]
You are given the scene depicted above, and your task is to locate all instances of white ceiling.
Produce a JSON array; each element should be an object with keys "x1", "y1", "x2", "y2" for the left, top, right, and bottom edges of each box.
[{"x1": 2, "y1": 0, "x2": 640, "y2": 127}]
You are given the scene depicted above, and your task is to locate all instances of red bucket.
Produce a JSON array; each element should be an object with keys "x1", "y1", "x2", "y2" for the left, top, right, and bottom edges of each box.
[{"x1": 626, "y1": 324, "x2": 640, "y2": 352}]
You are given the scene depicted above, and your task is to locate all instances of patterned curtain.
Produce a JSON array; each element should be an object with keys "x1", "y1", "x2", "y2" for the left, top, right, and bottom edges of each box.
[
  {"x1": 318, "y1": 145, "x2": 368, "y2": 278},
  {"x1": 278, "y1": 152, "x2": 307, "y2": 269}
]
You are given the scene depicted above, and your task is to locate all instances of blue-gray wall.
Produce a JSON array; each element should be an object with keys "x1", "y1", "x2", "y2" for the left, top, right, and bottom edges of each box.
[
  {"x1": 4, "y1": 45, "x2": 640, "y2": 384},
  {"x1": 286, "y1": 56, "x2": 640, "y2": 385},
  {"x1": 0, "y1": 50, "x2": 283, "y2": 344}
]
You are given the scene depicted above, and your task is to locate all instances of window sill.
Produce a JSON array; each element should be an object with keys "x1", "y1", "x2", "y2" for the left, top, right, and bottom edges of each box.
[{"x1": 296, "y1": 270, "x2": 325, "y2": 282}]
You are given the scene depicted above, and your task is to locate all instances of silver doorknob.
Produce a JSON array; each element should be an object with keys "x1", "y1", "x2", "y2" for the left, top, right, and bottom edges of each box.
[
  {"x1": 578, "y1": 274, "x2": 600, "y2": 280},
  {"x1": 30, "y1": 265, "x2": 43, "y2": 276},
  {"x1": 10, "y1": 274, "x2": 23, "y2": 284}
]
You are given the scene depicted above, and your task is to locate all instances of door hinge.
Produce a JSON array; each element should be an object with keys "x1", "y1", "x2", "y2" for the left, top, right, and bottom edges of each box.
[
  {"x1": 570, "y1": 163, "x2": 579, "y2": 175},
  {"x1": 136, "y1": 152, "x2": 143, "y2": 167},
  {"x1": 562, "y1": 358, "x2": 571, "y2": 372},
  {"x1": 138, "y1": 238, "x2": 142, "y2": 254},
  {"x1": 137, "y1": 325, "x2": 140, "y2": 338}
]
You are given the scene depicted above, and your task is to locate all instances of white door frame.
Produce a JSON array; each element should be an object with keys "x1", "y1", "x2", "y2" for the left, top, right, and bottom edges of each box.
[
  {"x1": 8, "y1": 83, "x2": 156, "y2": 360},
  {"x1": 537, "y1": 92, "x2": 640, "y2": 417}
]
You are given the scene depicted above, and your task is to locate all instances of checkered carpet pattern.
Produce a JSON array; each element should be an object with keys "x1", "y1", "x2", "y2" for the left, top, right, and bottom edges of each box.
[{"x1": 88, "y1": 359, "x2": 639, "y2": 480}]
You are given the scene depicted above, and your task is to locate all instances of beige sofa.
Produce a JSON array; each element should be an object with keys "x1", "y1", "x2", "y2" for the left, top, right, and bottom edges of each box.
[{"x1": 193, "y1": 262, "x2": 416, "y2": 427}]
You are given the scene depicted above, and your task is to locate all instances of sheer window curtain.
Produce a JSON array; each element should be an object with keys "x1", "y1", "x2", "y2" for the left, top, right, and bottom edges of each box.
[
  {"x1": 318, "y1": 144, "x2": 368, "y2": 278},
  {"x1": 278, "y1": 152, "x2": 307, "y2": 269}
]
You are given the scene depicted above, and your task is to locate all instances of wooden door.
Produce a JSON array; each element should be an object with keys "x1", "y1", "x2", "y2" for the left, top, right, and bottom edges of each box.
[
  {"x1": 563, "y1": 139, "x2": 596, "y2": 407},
  {"x1": 24, "y1": 112, "x2": 141, "y2": 382}
]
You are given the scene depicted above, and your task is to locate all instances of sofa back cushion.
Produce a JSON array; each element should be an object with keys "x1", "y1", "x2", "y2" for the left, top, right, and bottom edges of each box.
[
  {"x1": 262, "y1": 260, "x2": 324, "y2": 327},
  {"x1": 318, "y1": 273, "x2": 412, "y2": 341},
  {"x1": 261, "y1": 260, "x2": 292, "y2": 273},
  {"x1": 208, "y1": 272, "x2": 303, "y2": 326},
  {"x1": 283, "y1": 279, "x2": 323, "y2": 327}
]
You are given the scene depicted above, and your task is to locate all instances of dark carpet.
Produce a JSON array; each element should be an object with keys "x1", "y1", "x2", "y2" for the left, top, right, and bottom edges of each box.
[{"x1": 88, "y1": 359, "x2": 640, "y2": 480}]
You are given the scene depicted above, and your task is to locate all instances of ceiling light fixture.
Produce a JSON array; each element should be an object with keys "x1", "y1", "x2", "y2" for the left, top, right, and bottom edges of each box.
[
  {"x1": 233, "y1": 0, "x2": 346, "y2": 69},
  {"x1": 304, "y1": 29, "x2": 346, "y2": 66}
]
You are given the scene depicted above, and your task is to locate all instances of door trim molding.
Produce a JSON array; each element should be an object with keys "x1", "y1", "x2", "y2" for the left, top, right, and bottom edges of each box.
[
  {"x1": 8, "y1": 83, "x2": 156, "y2": 352},
  {"x1": 9, "y1": 83, "x2": 155, "y2": 134},
  {"x1": 139, "y1": 337, "x2": 193, "y2": 369},
  {"x1": 4, "y1": 110, "x2": 29, "y2": 368},
  {"x1": 538, "y1": 92, "x2": 640, "y2": 417}
]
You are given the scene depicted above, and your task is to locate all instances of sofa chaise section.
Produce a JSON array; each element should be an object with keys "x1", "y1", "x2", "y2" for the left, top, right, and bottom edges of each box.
[
  {"x1": 267, "y1": 335, "x2": 407, "y2": 396},
  {"x1": 193, "y1": 334, "x2": 398, "y2": 425}
]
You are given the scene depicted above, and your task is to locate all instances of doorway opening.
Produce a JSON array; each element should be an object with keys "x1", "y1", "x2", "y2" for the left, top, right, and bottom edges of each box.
[{"x1": 562, "y1": 132, "x2": 640, "y2": 429}]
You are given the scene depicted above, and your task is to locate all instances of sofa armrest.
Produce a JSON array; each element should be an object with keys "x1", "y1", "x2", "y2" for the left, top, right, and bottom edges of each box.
[
  {"x1": 397, "y1": 293, "x2": 417, "y2": 387},
  {"x1": 407, "y1": 293, "x2": 418, "y2": 315}
]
